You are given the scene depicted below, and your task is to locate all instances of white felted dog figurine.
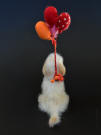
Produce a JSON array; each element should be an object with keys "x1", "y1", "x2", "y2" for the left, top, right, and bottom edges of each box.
[{"x1": 38, "y1": 53, "x2": 69, "y2": 127}]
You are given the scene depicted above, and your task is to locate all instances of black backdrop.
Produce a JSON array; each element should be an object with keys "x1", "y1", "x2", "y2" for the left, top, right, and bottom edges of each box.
[{"x1": 0, "y1": 0, "x2": 101, "y2": 135}]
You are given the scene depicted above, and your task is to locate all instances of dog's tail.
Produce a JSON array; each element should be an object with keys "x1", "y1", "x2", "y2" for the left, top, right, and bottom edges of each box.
[{"x1": 49, "y1": 114, "x2": 61, "y2": 127}]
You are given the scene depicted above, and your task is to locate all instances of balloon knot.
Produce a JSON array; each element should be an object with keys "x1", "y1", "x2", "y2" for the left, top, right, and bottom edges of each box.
[{"x1": 51, "y1": 74, "x2": 64, "y2": 83}]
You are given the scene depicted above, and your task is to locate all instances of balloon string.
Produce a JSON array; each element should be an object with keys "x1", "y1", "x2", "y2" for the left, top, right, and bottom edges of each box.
[
  {"x1": 54, "y1": 39, "x2": 57, "y2": 75},
  {"x1": 51, "y1": 37, "x2": 57, "y2": 76},
  {"x1": 51, "y1": 38, "x2": 64, "y2": 83}
]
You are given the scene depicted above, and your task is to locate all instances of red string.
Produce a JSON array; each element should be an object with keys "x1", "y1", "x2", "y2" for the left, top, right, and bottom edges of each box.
[
  {"x1": 51, "y1": 38, "x2": 64, "y2": 83},
  {"x1": 53, "y1": 39, "x2": 57, "y2": 75}
]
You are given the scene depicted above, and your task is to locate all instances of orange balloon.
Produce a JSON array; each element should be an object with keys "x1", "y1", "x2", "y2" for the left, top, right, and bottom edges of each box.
[{"x1": 35, "y1": 21, "x2": 51, "y2": 40}]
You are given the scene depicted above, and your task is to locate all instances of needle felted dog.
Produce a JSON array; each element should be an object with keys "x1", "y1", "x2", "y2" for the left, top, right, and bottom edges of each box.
[
  {"x1": 35, "y1": 6, "x2": 71, "y2": 127},
  {"x1": 38, "y1": 53, "x2": 69, "y2": 127}
]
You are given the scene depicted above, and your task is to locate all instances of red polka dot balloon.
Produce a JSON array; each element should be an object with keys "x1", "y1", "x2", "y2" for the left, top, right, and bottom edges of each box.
[
  {"x1": 56, "y1": 12, "x2": 71, "y2": 33},
  {"x1": 44, "y1": 6, "x2": 58, "y2": 27}
]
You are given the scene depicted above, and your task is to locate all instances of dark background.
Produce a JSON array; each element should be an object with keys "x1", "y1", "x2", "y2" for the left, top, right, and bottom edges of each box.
[{"x1": 0, "y1": 0, "x2": 101, "y2": 134}]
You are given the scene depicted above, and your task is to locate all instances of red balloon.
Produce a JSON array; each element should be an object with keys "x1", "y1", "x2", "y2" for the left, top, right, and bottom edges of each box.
[
  {"x1": 44, "y1": 6, "x2": 58, "y2": 27},
  {"x1": 56, "y1": 12, "x2": 71, "y2": 33}
]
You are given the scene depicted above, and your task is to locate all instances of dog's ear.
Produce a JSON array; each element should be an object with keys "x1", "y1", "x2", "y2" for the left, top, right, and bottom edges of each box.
[
  {"x1": 59, "y1": 63, "x2": 66, "y2": 76},
  {"x1": 42, "y1": 63, "x2": 46, "y2": 76},
  {"x1": 42, "y1": 63, "x2": 51, "y2": 76}
]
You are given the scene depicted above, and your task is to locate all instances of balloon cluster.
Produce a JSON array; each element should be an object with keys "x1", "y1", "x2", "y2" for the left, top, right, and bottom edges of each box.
[
  {"x1": 35, "y1": 6, "x2": 71, "y2": 82},
  {"x1": 35, "y1": 6, "x2": 71, "y2": 40}
]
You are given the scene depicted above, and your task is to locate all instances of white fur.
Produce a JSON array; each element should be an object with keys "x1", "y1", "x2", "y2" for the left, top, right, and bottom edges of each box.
[{"x1": 38, "y1": 53, "x2": 69, "y2": 127}]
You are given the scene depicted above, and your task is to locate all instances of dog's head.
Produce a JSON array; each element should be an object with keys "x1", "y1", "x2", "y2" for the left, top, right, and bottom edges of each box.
[{"x1": 42, "y1": 53, "x2": 66, "y2": 77}]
